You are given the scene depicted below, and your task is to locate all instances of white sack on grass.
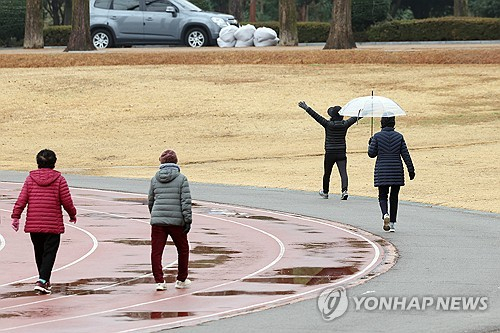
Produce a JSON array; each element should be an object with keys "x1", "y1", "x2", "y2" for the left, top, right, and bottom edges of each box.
[
  {"x1": 217, "y1": 38, "x2": 236, "y2": 48},
  {"x1": 234, "y1": 24, "x2": 256, "y2": 42},
  {"x1": 218, "y1": 25, "x2": 238, "y2": 43},
  {"x1": 254, "y1": 37, "x2": 279, "y2": 47},
  {"x1": 253, "y1": 27, "x2": 277, "y2": 42},
  {"x1": 235, "y1": 39, "x2": 255, "y2": 47}
]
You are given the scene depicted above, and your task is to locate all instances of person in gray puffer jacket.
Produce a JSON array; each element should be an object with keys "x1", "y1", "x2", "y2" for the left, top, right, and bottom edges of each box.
[
  {"x1": 368, "y1": 117, "x2": 415, "y2": 233},
  {"x1": 148, "y1": 149, "x2": 192, "y2": 291}
]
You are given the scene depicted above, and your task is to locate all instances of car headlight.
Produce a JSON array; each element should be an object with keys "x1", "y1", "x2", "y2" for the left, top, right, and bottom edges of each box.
[{"x1": 211, "y1": 17, "x2": 228, "y2": 28}]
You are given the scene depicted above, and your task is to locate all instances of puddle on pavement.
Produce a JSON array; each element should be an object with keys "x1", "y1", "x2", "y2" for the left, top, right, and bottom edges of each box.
[
  {"x1": 194, "y1": 290, "x2": 295, "y2": 296},
  {"x1": 114, "y1": 311, "x2": 194, "y2": 320},
  {"x1": 114, "y1": 198, "x2": 148, "y2": 205},
  {"x1": 297, "y1": 242, "x2": 339, "y2": 252},
  {"x1": 190, "y1": 245, "x2": 240, "y2": 255},
  {"x1": 0, "y1": 290, "x2": 43, "y2": 299},
  {"x1": 104, "y1": 238, "x2": 151, "y2": 246},
  {"x1": 346, "y1": 239, "x2": 372, "y2": 248},
  {"x1": 77, "y1": 212, "x2": 122, "y2": 219},
  {"x1": 243, "y1": 266, "x2": 360, "y2": 286},
  {"x1": 189, "y1": 245, "x2": 241, "y2": 268},
  {"x1": 207, "y1": 209, "x2": 284, "y2": 221}
]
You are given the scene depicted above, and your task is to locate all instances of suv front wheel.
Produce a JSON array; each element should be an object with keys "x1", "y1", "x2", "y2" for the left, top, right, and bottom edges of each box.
[
  {"x1": 185, "y1": 28, "x2": 208, "y2": 48},
  {"x1": 92, "y1": 29, "x2": 113, "y2": 49}
]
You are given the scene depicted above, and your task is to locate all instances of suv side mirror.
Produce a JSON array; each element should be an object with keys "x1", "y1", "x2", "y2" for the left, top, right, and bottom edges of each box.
[{"x1": 166, "y1": 6, "x2": 177, "y2": 17}]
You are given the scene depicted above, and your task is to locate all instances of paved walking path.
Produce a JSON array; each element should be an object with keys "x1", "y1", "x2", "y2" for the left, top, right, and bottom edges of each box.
[{"x1": 1, "y1": 171, "x2": 498, "y2": 333}]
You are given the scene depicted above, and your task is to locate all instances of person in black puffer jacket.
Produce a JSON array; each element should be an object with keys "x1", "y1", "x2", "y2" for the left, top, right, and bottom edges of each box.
[
  {"x1": 298, "y1": 101, "x2": 362, "y2": 200},
  {"x1": 368, "y1": 116, "x2": 415, "y2": 232}
]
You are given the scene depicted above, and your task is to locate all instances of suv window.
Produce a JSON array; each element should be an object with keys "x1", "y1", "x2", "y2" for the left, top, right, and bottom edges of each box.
[
  {"x1": 95, "y1": 0, "x2": 112, "y2": 9},
  {"x1": 112, "y1": 0, "x2": 141, "y2": 10},
  {"x1": 145, "y1": 0, "x2": 171, "y2": 12}
]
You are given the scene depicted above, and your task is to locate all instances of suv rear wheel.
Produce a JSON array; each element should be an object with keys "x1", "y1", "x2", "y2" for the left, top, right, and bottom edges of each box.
[
  {"x1": 185, "y1": 28, "x2": 208, "y2": 48},
  {"x1": 92, "y1": 29, "x2": 113, "y2": 49}
]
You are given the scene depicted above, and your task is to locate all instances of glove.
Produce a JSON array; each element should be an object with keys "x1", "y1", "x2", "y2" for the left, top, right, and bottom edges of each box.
[
  {"x1": 409, "y1": 171, "x2": 415, "y2": 180},
  {"x1": 183, "y1": 223, "x2": 191, "y2": 234},
  {"x1": 69, "y1": 217, "x2": 77, "y2": 224},
  {"x1": 298, "y1": 101, "x2": 309, "y2": 110},
  {"x1": 12, "y1": 218, "x2": 19, "y2": 232}
]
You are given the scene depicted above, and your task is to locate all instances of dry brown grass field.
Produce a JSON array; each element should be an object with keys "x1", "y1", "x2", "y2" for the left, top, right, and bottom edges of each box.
[{"x1": 0, "y1": 44, "x2": 499, "y2": 214}]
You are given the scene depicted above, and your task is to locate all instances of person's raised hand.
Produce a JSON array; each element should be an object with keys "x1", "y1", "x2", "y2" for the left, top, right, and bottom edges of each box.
[
  {"x1": 298, "y1": 101, "x2": 309, "y2": 110},
  {"x1": 11, "y1": 218, "x2": 19, "y2": 232}
]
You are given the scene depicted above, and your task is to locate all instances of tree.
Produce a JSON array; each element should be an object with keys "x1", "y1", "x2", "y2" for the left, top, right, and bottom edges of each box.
[
  {"x1": 249, "y1": 0, "x2": 257, "y2": 21},
  {"x1": 324, "y1": 0, "x2": 356, "y2": 49},
  {"x1": 279, "y1": 0, "x2": 298, "y2": 45},
  {"x1": 24, "y1": 0, "x2": 44, "y2": 49},
  {"x1": 65, "y1": 0, "x2": 95, "y2": 51},
  {"x1": 64, "y1": 0, "x2": 72, "y2": 24},
  {"x1": 454, "y1": 0, "x2": 469, "y2": 16}
]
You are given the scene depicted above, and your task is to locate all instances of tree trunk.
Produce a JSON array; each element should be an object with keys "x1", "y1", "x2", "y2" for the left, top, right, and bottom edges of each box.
[
  {"x1": 229, "y1": 0, "x2": 243, "y2": 22},
  {"x1": 64, "y1": 0, "x2": 72, "y2": 25},
  {"x1": 454, "y1": 0, "x2": 469, "y2": 16},
  {"x1": 52, "y1": 0, "x2": 61, "y2": 25},
  {"x1": 249, "y1": 0, "x2": 256, "y2": 22},
  {"x1": 279, "y1": 0, "x2": 298, "y2": 46},
  {"x1": 299, "y1": 3, "x2": 308, "y2": 21},
  {"x1": 65, "y1": 0, "x2": 95, "y2": 51},
  {"x1": 390, "y1": 0, "x2": 402, "y2": 18},
  {"x1": 24, "y1": 0, "x2": 44, "y2": 49},
  {"x1": 324, "y1": 0, "x2": 356, "y2": 50}
]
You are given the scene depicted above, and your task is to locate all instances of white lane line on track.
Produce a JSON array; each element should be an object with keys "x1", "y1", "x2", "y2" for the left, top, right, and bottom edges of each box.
[
  {"x1": 0, "y1": 208, "x2": 11, "y2": 253},
  {"x1": 0, "y1": 233, "x2": 5, "y2": 253},
  {"x1": 0, "y1": 213, "x2": 286, "y2": 332},
  {"x1": 116, "y1": 204, "x2": 382, "y2": 333},
  {"x1": 0, "y1": 223, "x2": 99, "y2": 288}
]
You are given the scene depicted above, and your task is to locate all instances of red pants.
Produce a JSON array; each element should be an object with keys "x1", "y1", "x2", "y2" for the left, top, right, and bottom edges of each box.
[{"x1": 151, "y1": 225, "x2": 189, "y2": 283}]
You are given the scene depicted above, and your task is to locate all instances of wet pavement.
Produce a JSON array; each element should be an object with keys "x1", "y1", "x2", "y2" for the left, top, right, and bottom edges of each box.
[{"x1": 0, "y1": 182, "x2": 394, "y2": 332}]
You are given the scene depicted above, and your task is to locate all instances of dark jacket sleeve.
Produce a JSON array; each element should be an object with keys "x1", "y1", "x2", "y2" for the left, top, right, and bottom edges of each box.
[
  {"x1": 368, "y1": 135, "x2": 378, "y2": 158},
  {"x1": 305, "y1": 106, "x2": 329, "y2": 128},
  {"x1": 400, "y1": 137, "x2": 415, "y2": 173},
  {"x1": 344, "y1": 116, "x2": 361, "y2": 128}
]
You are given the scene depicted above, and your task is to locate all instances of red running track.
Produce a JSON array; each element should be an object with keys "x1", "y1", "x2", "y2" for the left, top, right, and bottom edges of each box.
[{"x1": 0, "y1": 182, "x2": 394, "y2": 333}]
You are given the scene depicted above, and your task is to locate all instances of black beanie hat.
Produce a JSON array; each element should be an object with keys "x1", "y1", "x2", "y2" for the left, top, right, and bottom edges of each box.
[
  {"x1": 381, "y1": 116, "x2": 396, "y2": 128},
  {"x1": 327, "y1": 106, "x2": 343, "y2": 121}
]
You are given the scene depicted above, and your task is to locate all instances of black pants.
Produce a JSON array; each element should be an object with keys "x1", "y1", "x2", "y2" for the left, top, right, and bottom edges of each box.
[
  {"x1": 323, "y1": 152, "x2": 348, "y2": 194},
  {"x1": 30, "y1": 233, "x2": 61, "y2": 282},
  {"x1": 378, "y1": 185, "x2": 401, "y2": 222}
]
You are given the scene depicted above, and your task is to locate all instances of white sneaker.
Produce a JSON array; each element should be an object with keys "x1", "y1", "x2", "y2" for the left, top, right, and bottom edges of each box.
[
  {"x1": 156, "y1": 282, "x2": 168, "y2": 291},
  {"x1": 383, "y1": 214, "x2": 390, "y2": 231},
  {"x1": 389, "y1": 222, "x2": 395, "y2": 232},
  {"x1": 175, "y1": 279, "x2": 192, "y2": 289},
  {"x1": 319, "y1": 190, "x2": 329, "y2": 199},
  {"x1": 341, "y1": 190, "x2": 348, "y2": 200}
]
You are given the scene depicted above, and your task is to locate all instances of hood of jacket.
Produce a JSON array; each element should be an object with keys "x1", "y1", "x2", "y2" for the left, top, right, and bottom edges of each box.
[
  {"x1": 155, "y1": 163, "x2": 181, "y2": 183},
  {"x1": 29, "y1": 168, "x2": 61, "y2": 187}
]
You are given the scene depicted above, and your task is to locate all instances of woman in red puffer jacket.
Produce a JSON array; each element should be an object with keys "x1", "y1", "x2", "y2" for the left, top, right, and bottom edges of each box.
[{"x1": 11, "y1": 149, "x2": 77, "y2": 294}]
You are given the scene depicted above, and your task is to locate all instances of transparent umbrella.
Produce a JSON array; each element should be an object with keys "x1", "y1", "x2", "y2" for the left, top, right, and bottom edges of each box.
[{"x1": 339, "y1": 92, "x2": 406, "y2": 135}]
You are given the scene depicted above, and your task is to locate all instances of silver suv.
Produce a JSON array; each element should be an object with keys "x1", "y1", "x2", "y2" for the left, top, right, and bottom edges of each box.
[{"x1": 90, "y1": 0, "x2": 238, "y2": 48}]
